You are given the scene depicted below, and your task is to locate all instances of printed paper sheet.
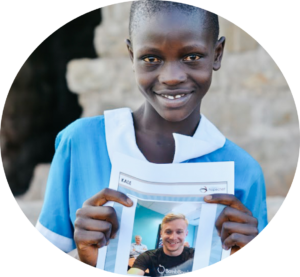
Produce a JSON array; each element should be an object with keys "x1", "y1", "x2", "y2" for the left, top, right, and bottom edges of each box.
[{"x1": 96, "y1": 152, "x2": 234, "y2": 275}]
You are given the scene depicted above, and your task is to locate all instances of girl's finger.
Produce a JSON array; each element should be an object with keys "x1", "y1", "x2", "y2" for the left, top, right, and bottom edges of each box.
[
  {"x1": 83, "y1": 188, "x2": 133, "y2": 207},
  {"x1": 74, "y1": 229, "x2": 107, "y2": 249},
  {"x1": 74, "y1": 217, "x2": 112, "y2": 242},
  {"x1": 220, "y1": 221, "x2": 258, "y2": 243},
  {"x1": 76, "y1": 205, "x2": 119, "y2": 237},
  {"x1": 222, "y1": 233, "x2": 256, "y2": 250},
  {"x1": 204, "y1": 194, "x2": 252, "y2": 215},
  {"x1": 215, "y1": 206, "x2": 258, "y2": 233}
]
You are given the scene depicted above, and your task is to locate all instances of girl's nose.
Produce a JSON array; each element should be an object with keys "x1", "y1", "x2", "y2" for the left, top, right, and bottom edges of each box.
[{"x1": 158, "y1": 61, "x2": 187, "y2": 86}]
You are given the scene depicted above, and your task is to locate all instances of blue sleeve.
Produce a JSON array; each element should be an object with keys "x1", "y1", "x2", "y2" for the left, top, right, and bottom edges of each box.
[
  {"x1": 219, "y1": 140, "x2": 269, "y2": 232},
  {"x1": 250, "y1": 168, "x2": 268, "y2": 234},
  {"x1": 240, "y1": 165, "x2": 268, "y2": 232},
  {"x1": 36, "y1": 129, "x2": 76, "y2": 252}
]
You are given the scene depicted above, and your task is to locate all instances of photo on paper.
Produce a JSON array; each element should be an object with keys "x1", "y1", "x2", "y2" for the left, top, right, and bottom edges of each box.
[
  {"x1": 127, "y1": 199, "x2": 202, "y2": 276},
  {"x1": 98, "y1": 159, "x2": 233, "y2": 273}
]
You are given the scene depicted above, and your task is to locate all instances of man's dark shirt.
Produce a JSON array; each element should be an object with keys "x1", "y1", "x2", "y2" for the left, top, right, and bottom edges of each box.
[{"x1": 132, "y1": 247, "x2": 194, "y2": 276}]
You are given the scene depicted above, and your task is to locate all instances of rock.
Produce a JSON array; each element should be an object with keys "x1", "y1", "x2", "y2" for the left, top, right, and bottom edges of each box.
[
  {"x1": 266, "y1": 196, "x2": 285, "y2": 222},
  {"x1": 18, "y1": 164, "x2": 50, "y2": 201},
  {"x1": 15, "y1": 199, "x2": 44, "y2": 226},
  {"x1": 219, "y1": 16, "x2": 258, "y2": 52},
  {"x1": 94, "y1": 2, "x2": 131, "y2": 57},
  {"x1": 66, "y1": 57, "x2": 144, "y2": 117}
]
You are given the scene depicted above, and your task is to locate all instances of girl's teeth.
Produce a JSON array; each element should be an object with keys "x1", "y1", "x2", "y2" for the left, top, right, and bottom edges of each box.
[{"x1": 162, "y1": 94, "x2": 185, "y2": 100}]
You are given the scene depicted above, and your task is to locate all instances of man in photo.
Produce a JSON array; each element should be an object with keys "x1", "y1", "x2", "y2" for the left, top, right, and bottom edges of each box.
[
  {"x1": 130, "y1": 235, "x2": 148, "y2": 258},
  {"x1": 128, "y1": 214, "x2": 194, "y2": 276}
]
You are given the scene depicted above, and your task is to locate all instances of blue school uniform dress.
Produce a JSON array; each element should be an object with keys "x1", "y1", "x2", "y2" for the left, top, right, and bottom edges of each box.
[{"x1": 36, "y1": 108, "x2": 268, "y2": 253}]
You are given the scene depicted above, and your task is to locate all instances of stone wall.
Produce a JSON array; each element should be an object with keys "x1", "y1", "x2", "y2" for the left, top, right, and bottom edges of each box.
[{"x1": 17, "y1": 2, "x2": 299, "y2": 225}]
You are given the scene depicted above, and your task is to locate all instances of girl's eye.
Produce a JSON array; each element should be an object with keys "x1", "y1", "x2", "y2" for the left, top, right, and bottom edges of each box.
[
  {"x1": 143, "y1": 56, "x2": 161, "y2": 63},
  {"x1": 183, "y1": 54, "x2": 201, "y2": 61}
]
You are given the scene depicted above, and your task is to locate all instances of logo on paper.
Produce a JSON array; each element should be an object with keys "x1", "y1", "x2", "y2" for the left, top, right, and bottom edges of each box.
[
  {"x1": 200, "y1": 186, "x2": 207, "y2": 193},
  {"x1": 157, "y1": 264, "x2": 165, "y2": 275},
  {"x1": 208, "y1": 187, "x2": 226, "y2": 192}
]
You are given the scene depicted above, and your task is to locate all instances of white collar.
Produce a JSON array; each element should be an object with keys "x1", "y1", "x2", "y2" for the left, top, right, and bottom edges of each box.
[{"x1": 104, "y1": 108, "x2": 225, "y2": 164}]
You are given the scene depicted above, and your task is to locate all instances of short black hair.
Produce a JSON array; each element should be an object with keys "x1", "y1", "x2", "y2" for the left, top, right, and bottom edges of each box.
[{"x1": 129, "y1": 0, "x2": 219, "y2": 43}]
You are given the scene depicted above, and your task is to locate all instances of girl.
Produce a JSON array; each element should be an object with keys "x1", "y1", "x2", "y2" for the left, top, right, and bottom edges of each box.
[{"x1": 37, "y1": 0, "x2": 267, "y2": 269}]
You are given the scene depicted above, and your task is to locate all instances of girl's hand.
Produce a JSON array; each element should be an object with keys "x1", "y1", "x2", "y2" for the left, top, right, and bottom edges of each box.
[
  {"x1": 74, "y1": 188, "x2": 133, "y2": 266},
  {"x1": 204, "y1": 194, "x2": 258, "y2": 254}
]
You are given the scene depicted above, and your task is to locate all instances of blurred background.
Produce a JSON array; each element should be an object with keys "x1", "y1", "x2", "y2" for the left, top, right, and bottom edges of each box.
[{"x1": 0, "y1": 2, "x2": 299, "y2": 225}]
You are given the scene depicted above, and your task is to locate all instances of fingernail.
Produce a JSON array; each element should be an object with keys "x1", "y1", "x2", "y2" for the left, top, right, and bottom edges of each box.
[
  {"x1": 106, "y1": 240, "x2": 110, "y2": 246},
  {"x1": 204, "y1": 195, "x2": 212, "y2": 201},
  {"x1": 217, "y1": 231, "x2": 221, "y2": 237},
  {"x1": 127, "y1": 198, "x2": 133, "y2": 205},
  {"x1": 222, "y1": 244, "x2": 229, "y2": 250}
]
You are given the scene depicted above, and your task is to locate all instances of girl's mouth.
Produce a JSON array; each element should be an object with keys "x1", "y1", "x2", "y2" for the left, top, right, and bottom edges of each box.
[{"x1": 153, "y1": 90, "x2": 193, "y2": 108}]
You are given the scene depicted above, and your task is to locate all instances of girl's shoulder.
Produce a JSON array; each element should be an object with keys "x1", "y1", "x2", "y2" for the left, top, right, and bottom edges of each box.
[
  {"x1": 191, "y1": 138, "x2": 264, "y2": 181},
  {"x1": 201, "y1": 138, "x2": 257, "y2": 163},
  {"x1": 62, "y1": 115, "x2": 105, "y2": 135},
  {"x1": 59, "y1": 115, "x2": 104, "y2": 136},
  {"x1": 55, "y1": 115, "x2": 106, "y2": 148},
  {"x1": 222, "y1": 139, "x2": 262, "y2": 171}
]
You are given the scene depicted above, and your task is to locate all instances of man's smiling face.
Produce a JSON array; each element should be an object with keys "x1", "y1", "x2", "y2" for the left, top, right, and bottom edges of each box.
[{"x1": 161, "y1": 219, "x2": 188, "y2": 256}]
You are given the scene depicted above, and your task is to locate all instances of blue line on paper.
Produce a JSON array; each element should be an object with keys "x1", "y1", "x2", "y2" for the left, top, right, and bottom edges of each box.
[
  {"x1": 104, "y1": 203, "x2": 123, "y2": 272},
  {"x1": 209, "y1": 204, "x2": 225, "y2": 265}
]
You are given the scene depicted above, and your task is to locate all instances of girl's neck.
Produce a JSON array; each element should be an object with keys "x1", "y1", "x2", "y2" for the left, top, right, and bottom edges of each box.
[
  {"x1": 133, "y1": 103, "x2": 201, "y2": 138},
  {"x1": 132, "y1": 103, "x2": 201, "y2": 163}
]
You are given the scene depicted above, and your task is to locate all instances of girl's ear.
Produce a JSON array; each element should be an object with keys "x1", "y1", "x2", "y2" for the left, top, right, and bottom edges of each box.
[
  {"x1": 213, "y1": 36, "x2": 225, "y2": 71},
  {"x1": 126, "y1": 39, "x2": 134, "y2": 62}
]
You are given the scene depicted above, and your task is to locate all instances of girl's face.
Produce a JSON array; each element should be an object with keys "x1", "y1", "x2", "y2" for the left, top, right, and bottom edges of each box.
[{"x1": 127, "y1": 10, "x2": 224, "y2": 123}]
